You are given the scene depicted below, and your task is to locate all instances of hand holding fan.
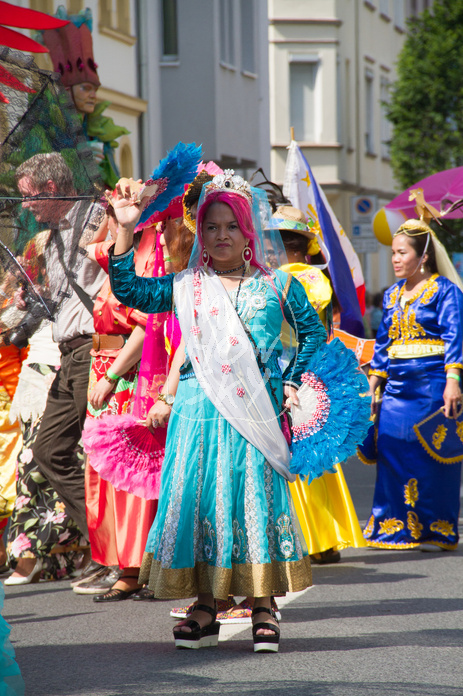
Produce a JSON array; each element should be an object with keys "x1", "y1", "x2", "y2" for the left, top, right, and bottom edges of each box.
[
  {"x1": 82, "y1": 414, "x2": 165, "y2": 500},
  {"x1": 290, "y1": 338, "x2": 371, "y2": 483}
]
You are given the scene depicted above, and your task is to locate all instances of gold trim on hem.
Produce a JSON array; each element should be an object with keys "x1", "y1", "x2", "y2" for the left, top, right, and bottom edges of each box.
[
  {"x1": 139, "y1": 554, "x2": 312, "y2": 600},
  {"x1": 369, "y1": 369, "x2": 388, "y2": 378},
  {"x1": 357, "y1": 446, "x2": 376, "y2": 466},
  {"x1": 365, "y1": 539, "x2": 458, "y2": 551}
]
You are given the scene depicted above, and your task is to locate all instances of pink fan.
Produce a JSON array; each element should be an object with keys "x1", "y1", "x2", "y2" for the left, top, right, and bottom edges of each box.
[{"x1": 82, "y1": 414, "x2": 165, "y2": 500}]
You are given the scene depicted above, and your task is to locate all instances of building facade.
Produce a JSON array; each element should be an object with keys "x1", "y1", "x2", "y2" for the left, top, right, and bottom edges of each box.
[{"x1": 268, "y1": 0, "x2": 432, "y2": 291}]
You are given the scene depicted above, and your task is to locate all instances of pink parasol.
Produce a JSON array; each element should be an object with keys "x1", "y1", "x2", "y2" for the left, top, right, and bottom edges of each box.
[{"x1": 373, "y1": 167, "x2": 463, "y2": 245}]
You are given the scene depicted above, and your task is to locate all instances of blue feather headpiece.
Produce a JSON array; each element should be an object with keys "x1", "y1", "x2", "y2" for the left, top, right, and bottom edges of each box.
[{"x1": 135, "y1": 142, "x2": 202, "y2": 231}]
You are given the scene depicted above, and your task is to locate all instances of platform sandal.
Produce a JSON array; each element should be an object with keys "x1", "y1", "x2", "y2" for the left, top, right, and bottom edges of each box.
[
  {"x1": 252, "y1": 606, "x2": 280, "y2": 653},
  {"x1": 173, "y1": 603, "x2": 220, "y2": 650}
]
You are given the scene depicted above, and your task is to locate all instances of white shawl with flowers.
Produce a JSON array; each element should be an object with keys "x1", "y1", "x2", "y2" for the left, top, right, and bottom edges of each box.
[{"x1": 173, "y1": 267, "x2": 294, "y2": 481}]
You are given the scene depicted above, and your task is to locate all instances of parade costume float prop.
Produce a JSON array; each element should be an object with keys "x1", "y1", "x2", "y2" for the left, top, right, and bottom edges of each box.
[
  {"x1": 266, "y1": 206, "x2": 368, "y2": 560},
  {"x1": 108, "y1": 168, "x2": 370, "y2": 652},
  {"x1": 362, "y1": 217, "x2": 463, "y2": 550},
  {"x1": 39, "y1": 7, "x2": 129, "y2": 188}
]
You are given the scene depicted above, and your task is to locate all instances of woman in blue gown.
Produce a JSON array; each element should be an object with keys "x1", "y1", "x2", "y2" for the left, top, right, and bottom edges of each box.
[
  {"x1": 365, "y1": 220, "x2": 463, "y2": 551},
  {"x1": 107, "y1": 171, "x2": 327, "y2": 651}
]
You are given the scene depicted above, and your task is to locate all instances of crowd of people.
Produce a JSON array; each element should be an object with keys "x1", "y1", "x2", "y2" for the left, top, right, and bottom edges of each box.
[{"x1": 1, "y1": 148, "x2": 462, "y2": 661}]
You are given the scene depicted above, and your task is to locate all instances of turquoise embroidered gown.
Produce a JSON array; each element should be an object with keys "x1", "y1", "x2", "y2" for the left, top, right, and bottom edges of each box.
[
  {"x1": 109, "y1": 250, "x2": 326, "y2": 599},
  {"x1": 363, "y1": 274, "x2": 463, "y2": 550}
]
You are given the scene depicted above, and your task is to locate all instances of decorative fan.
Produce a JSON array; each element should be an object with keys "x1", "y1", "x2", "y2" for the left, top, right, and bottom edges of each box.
[
  {"x1": 82, "y1": 414, "x2": 165, "y2": 500},
  {"x1": 413, "y1": 405, "x2": 463, "y2": 465},
  {"x1": 290, "y1": 338, "x2": 371, "y2": 483}
]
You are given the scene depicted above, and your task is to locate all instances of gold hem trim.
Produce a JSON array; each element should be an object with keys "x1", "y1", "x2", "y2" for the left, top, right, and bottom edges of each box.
[
  {"x1": 366, "y1": 539, "x2": 458, "y2": 551},
  {"x1": 369, "y1": 369, "x2": 388, "y2": 378},
  {"x1": 357, "y1": 447, "x2": 376, "y2": 466},
  {"x1": 139, "y1": 554, "x2": 312, "y2": 600},
  {"x1": 445, "y1": 363, "x2": 463, "y2": 371}
]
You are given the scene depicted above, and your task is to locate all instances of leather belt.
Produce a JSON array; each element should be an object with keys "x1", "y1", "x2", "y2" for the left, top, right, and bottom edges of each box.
[
  {"x1": 92, "y1": 334, "x2": 126, "y2": 351},
  {"x1": 59, "y1": 335, "x2": 93, "y2": 356}
]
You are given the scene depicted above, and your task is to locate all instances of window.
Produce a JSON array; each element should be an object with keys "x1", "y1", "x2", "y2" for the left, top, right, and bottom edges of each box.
[
  {"x1": 99, "y1": 0, "x2": 113, "y2": 28},
  {"x1": 30, "y1": 0, "x2": 54, "y2": 12},
  {"x1": 240, "y1": 0, "x2": 255, "y2": 73},
  {"x1": 119, "y1": 142, "x2": 133, "y2": 178},
  {"x1": 365, "y1": 69, "x2": 375, "y2": 154},
  {"x1": 116, "y1": 0, "x2": 131, "y2": 33},
  {"x1": 394, "y1": 0, "x2": 406, "y2": 29},
  {"x1": 162, "y1": 0, "x2": 178, "y2": 61},
  {"x1": 379, "y1": 0, "x2": 390, "y2": 16},
  {"x1": 220, "y1": 0, "x2": 235, "y2": 67},
  {"x1": 290, "y1": 57, "x2": 319, "y2": 142},
  {"x1": 380, "y1": 76, "x2": 391, "y2": 158},
  {"x1": 67, "y1": 0, "x2": 84, "y2": 13}
]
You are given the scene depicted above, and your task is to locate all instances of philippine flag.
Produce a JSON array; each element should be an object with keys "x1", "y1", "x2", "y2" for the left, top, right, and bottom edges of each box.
[{"x1": 284, "y1": 140, "x2": 366, "y2": 337}]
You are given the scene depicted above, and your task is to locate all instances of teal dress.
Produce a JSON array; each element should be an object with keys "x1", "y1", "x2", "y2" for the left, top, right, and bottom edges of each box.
[{"x1": 109, "y1": 251, "x2": 327, "y2": 599}]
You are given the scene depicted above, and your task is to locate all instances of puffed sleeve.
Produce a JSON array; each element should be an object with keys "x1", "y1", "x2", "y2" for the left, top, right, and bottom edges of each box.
[
  {"x1": 280, "y1": 273, "x2": 327, "y2": 385},
  {"x1": 436, "y1": 281, "x2": 463, "y2": 371},
  {"x1": 108, "y1": 246, "x2": 174, "y2": 314},
  {"x1": 369, "y1": 291, "x2": 390, "y2": 379}
]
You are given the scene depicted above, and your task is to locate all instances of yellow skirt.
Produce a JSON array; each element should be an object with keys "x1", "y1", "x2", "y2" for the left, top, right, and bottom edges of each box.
[{"x1": 289, "y1": 464, "x2": 366, "y2": 554}]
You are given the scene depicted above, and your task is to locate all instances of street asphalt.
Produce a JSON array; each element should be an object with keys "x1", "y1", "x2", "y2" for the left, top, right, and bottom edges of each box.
[{"x1": 3, "y1": 457, "x2": 463, "y2": 696}]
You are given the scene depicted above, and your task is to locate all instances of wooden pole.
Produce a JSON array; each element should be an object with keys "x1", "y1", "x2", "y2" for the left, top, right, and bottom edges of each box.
[{"x1": 290, "y1": 126, "x2": 295, "y2": 142}]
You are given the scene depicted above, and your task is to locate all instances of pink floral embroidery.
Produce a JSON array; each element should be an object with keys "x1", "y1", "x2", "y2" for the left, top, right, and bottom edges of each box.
[
  {"x1": 193, "y1": 270, "x2": 202, "y2": 306},
  {"x1": 209, "y1": 306, "x2": 219, "y2": 316},
  {"x1": 237, "y1": 387, "x2": 245, "y2": 397},
  {"x1": 221, "y1": 364, "x2": 231, "y2": 374},
  {"x1": 9, "y1": 533, "x2": 32, "y2": 557},
  {"x1": 229, "y1": 336, "x2": 239, "y2": 346},
  {"x1": 190, "y1": 326, "x2": 201, "y2": 335}
]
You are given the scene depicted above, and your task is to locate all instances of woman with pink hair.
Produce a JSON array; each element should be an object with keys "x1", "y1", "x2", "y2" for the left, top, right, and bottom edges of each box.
[{"x1": 107, "y1": 171, "x2": 327, "y2": 652}]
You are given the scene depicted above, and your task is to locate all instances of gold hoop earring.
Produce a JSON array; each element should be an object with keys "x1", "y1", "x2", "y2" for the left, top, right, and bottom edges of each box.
[
  {"x1": 202, "y1": 249, "x2": 210, "y2": 271},
  {"x1": 242, "y1": 243, "x2": 253, "y2": 273}
]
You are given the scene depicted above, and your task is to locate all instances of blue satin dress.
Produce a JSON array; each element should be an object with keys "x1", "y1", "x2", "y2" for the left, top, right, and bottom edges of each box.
[
  {"x1": 365, "y1": 274, "x2": 463, "y2": 550},
  {"x1": 109, "y1": 250, "x2": 326, "y2": 598}
]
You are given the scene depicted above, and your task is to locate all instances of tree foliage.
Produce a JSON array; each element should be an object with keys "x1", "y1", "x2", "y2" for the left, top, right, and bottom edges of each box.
[{"x1": 388, "y1": 0, "x2": 463, "y2": 251}]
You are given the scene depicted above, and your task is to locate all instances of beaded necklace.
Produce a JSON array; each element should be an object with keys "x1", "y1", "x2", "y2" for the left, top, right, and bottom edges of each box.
[{"x1": 213, "y1": 262, "x2": 245, "y2": 276}]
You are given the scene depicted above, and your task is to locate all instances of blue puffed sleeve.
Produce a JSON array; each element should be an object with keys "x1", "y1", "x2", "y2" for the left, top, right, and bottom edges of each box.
[
  {"x1": 108, "y1": 246, "x2": 174, "y2": 314},
  {"x1": 436, "y1": 278, "x2": 463, "y2": 370},
  {"x1": 278, "y1": 271, "x2": 327, "y2": 385}
]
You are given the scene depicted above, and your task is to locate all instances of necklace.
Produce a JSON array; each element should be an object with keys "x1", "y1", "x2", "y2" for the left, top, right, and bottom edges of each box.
[{"x1": 214, "y1": 262, "x2": 245, "y2": 275}]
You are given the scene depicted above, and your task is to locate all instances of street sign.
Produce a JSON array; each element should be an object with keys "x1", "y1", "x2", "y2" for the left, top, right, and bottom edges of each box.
[
  {"x1": 351, "y1": 195, "x2": 378, "y2": 225},
  {"x1": 352, "y1": 223, "x2": 373, "y2": 237}
]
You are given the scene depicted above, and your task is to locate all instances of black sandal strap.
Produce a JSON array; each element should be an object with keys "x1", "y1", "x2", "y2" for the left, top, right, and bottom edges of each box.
[
  {"x1": 194, "y1": 603, "x2": 217, "y2": 620},
  {"x1": 180, "y1": 618, "x2": 201, "y2": 632},
  {"x1": 251, "y1": 606, "x2": 274, "y2": 618}
]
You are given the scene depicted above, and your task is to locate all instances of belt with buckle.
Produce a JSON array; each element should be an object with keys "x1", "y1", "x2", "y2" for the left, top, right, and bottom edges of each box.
[
  {"x1": 59, "y1": 335, "x2": 93, "y2": 355},
  {"x1": 92, "y1": 334, "x2": 127, "y2": 351}
]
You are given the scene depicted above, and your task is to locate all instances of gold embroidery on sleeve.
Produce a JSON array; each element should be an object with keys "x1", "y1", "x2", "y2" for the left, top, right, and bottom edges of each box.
[{"x1": 387, "y1": 286, "x2": 399, "y2": 308}]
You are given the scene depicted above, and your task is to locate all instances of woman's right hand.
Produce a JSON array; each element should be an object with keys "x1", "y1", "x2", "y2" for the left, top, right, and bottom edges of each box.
[
  {"x1": 368, "y1": 375, "x2": 383, "y2": 417},
  {"x1": 108, "y1": 179, "x2": 147, "y2": 231},
  {"x1": 145, "y1": 400, "x2": 172, "y2": 433}
]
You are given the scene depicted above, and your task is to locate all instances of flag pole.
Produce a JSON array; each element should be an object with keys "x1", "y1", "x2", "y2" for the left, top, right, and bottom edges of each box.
[{"x1": 290, "y1": 126, "x2": 295, "y2": 142}]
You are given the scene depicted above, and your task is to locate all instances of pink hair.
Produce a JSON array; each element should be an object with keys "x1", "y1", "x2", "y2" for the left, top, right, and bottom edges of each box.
[{"x1": 196, "y1": 190, "x2": 267, "y2": 273}]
